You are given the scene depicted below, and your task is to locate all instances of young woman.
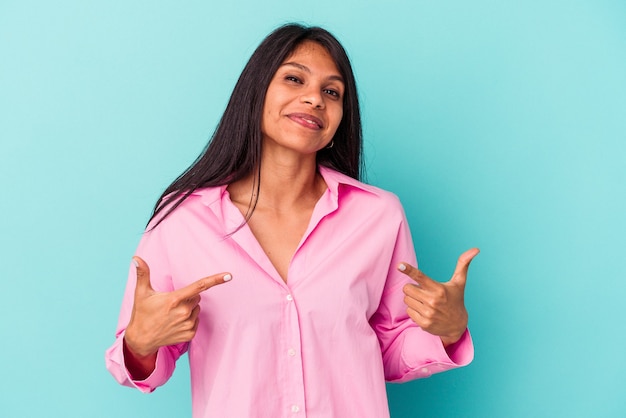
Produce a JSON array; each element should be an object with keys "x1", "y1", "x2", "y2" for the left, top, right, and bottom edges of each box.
[{"x1": 105, "y1": 23, "x2": 478, "y2": 418}]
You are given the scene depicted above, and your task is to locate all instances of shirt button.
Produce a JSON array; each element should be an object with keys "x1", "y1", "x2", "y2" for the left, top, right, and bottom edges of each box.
[
  {"x1": 286, "y1": 294, "x2": 293, "y2": 301},
  {"x1": 287, "y1": 348, "x2": 296, "y2": 357},
  {"x1": 291, "y1": 405, "x2": 300, "y2": 413},
  {"x1": 421, "y1": 367, "x2": 429, "y2": 374}
]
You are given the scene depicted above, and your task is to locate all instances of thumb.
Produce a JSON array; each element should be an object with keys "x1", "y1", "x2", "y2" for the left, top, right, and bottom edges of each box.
[
  {"x1": 451, "y1": 248, "x2": 480, "y2": 286},
  {"x1": 132, "y1": 256, "x2": 154, "y2": 297}
]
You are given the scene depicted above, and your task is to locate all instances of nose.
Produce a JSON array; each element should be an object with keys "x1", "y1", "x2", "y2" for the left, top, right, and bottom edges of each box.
[{"x1": 300, "y1": 87, "x2": 325, "y2": 109}]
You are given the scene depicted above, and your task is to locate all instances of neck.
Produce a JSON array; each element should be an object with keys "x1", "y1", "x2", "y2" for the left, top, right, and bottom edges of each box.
[{"x1": 228, "y1": 152, "x2": 326, "y2": 212}]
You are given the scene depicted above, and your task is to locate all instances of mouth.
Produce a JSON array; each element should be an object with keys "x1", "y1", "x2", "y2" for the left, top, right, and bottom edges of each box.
[{"x1": 288, "y1": 113, "x2": 324, "y2": 130}]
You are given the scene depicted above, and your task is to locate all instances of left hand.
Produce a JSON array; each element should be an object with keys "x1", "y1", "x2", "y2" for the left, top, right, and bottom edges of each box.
[{"x1": 399, "y1": 248, "x2": 480, "y2": 346}]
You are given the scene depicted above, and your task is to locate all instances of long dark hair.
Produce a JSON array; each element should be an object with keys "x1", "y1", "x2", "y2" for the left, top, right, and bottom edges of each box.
[{"x1": 148, "y1": 23, "x2": 363, "y2": 228}]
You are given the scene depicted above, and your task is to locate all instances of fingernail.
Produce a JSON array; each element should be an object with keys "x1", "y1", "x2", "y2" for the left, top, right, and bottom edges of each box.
[
  {"x1": 398, "y1": 264, "x2": 407, "y2": 272},
  {"x1": 223, "y1": 274, "x2": 232, "y2": 282},
  {"x1": 132, "y1": 258, "x2": 139, "y2": 268}
]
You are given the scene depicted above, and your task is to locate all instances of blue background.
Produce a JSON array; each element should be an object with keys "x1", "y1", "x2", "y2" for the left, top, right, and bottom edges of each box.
[{"x1": 1, "y1": 1, "x2": 625, "y2": 417}]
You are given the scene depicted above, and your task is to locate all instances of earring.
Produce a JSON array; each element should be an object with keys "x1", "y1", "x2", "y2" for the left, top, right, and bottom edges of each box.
[{"x1": 325, "y1": 140, "x2": 334, "y2": 149}]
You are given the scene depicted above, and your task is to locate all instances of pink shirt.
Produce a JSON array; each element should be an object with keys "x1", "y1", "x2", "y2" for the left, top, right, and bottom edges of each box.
[{"x1": 105, "y1": 166, "x2": 473, "y2": 418}]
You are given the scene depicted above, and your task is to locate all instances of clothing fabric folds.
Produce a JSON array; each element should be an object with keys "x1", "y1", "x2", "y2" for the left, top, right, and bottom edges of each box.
[{"x1": 105, "y1": 166, "x2": 473, "y2": 418}]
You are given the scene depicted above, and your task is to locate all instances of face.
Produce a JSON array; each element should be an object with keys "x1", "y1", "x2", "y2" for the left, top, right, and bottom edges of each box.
[{"x1": 261, "y1": 41, "x2": 345, "y2": 157}]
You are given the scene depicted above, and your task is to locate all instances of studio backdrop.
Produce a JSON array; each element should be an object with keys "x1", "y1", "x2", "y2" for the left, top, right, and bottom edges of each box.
[{"x1": 1, "y1": 1, "x2": 624, "y2": 417}]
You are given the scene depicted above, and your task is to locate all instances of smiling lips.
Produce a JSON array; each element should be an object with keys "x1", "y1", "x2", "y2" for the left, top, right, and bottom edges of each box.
[{"x1": 288, "y1": 113, "x2": 324, "y2": 130}]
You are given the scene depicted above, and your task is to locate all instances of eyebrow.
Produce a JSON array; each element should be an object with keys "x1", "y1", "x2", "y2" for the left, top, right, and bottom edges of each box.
[{"x1": 281, "y1": 62, "x2": 345, "y2": 83}]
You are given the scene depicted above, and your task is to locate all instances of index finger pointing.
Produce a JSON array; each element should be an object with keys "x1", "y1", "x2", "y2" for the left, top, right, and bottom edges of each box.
[
  {"x1": 398, "y1": 262, "x2": 436, "y2": 288},
  {"x1": 173, "y1": 273, "x2": 233, "y2": 301}
]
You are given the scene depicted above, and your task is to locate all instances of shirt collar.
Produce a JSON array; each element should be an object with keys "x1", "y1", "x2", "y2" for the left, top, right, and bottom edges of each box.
[
  {"x1": 190, "y1": 165, "x2": 379, "y2": 208},
  {"x1": 317, "y1": 165, "x2": 381, "y2": 199}
]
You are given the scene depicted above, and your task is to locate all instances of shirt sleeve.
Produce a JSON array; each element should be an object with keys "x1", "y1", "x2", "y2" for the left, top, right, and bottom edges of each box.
[
  {"x1": 104, "y1": 222, "x2": 188, "y2": 392},
  {"x1": 369, "y1": 210, "x2": 474, "y2": 383}
]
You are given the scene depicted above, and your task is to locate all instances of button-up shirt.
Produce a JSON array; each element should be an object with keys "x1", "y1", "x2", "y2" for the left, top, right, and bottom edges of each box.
[{"x1": 105, "y1": 166, "x2": 473, "y2": 417}]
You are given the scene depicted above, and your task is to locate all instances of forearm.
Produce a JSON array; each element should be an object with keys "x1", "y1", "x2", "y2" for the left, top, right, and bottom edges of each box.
[{"x1": 123, "y1": 337, "x2": 158, "y2": 380}]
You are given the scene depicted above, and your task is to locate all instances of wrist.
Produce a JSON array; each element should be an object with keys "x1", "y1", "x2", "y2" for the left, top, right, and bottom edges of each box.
[
  {"x1": 440, "y1": 330, "x2": 465, "y2": 348},
  {"x1": 123, "y1": 330, "x2": 157, "y2": 359}
]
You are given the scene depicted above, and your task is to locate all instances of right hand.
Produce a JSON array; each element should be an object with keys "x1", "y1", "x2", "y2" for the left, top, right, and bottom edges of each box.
[{"x1": 124, "y1": 256, "x2": 232, "y2": 358}]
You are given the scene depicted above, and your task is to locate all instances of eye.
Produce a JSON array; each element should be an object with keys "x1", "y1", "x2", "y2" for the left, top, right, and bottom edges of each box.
[
  {"x1": 324, "y1": 88, "x2": 341, "y2": 98},
  {"x1": 285, "y1": 75, "x2": 302, "y2": 84}
]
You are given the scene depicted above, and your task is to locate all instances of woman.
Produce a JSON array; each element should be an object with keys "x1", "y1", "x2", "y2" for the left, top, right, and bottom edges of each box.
[{"x1": 106, "y1": 23, "x2": 478, "y2": 418}]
